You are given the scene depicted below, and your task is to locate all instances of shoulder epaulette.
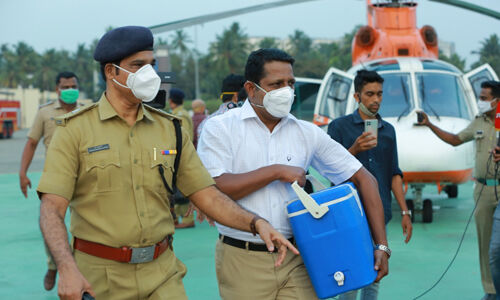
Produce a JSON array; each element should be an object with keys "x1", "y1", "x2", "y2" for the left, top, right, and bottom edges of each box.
[
  {"x1": 54, "y1": 103, "x2": 98, "y2": 126},
  {"x1": 143, "y1": 104, "x2": 180, "y2": 121},
  {"x1": 38, "y1": 101, "x2": 54, "y2": 109}
]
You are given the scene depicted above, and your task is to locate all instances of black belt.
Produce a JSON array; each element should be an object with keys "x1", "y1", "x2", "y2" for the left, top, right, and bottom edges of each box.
[
  {"x1": 476, "y1": 178, "x2": 500, "y2": 186},
  {"x1": 219, "y1": 234, "x2": 294, "y2": 252}
]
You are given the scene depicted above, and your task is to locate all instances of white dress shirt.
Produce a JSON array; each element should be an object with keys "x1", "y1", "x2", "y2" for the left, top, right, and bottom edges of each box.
[{"x1": 197, "y1": 100, "x2": 362, "y2": 243}]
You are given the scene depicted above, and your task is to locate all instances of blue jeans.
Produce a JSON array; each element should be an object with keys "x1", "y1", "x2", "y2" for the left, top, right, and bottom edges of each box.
[
  {"x1": 490, "y1": 206, "x2": 500, "y2": 299},
  {"x1": 338, "y1": 282, "x2": 379, "y2": 300}
]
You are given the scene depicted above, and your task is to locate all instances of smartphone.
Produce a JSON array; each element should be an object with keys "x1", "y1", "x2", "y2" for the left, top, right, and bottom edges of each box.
[
  {"x1": 417, "y1": 112, "x2": 424, "y2": 123},
  {"x1": 364, "y1": 119, "x2": 378, "y2": 138}
]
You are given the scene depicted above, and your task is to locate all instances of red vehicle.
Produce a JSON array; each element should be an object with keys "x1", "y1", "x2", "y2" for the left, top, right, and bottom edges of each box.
[{"x1": 0, "y1": 98, "x2": 21, "y2": 139}]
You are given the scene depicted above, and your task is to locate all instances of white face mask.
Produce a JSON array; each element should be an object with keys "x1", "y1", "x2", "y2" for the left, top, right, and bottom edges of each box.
[
  {"x1": 477, "y1": 99, "x2": 496, "y2": 114},
  {"x1": 112, "y1": 64, "x2": 161, "y2": 102},
  {"x1": 251, "y1": 82, "x2": 295, "y2": 118}
]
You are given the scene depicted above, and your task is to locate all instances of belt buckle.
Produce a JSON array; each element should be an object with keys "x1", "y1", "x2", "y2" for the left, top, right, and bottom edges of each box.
[{"x1": 129, "y1": 245, "x2": 156, "y2": 264}]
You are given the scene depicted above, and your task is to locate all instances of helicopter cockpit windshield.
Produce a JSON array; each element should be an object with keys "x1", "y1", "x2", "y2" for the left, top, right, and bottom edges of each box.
[
  {"x1": 416, "y1": 73, "x2": 472, "y2": 119},
  {"x1": 377, "y1": 73, "x2": 413, "y2": 119}
]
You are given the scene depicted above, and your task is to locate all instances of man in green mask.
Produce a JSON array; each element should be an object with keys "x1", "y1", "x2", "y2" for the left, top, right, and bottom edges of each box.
[{"x1": 19, "y1": 71, "x2": 80, "y2": 291}]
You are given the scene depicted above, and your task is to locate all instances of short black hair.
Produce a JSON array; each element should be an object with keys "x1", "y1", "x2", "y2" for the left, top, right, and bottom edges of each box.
[
  {"x1": 169, "y1": 88, "x2": 185, "y2": 105},
  {"x1": 56, "y1": 71, "x2": 78, "y2": 85},
  {"x1": 221, "y1": 74, "x2": 245, "y2": 102},
  {"x1": 100, "y1": 61, "x2": 121, "y2": 81},
  {"x1": 244, "y1": 48, "x2": 295, "y2": 85},
  {"x1": 354, "y1": 69, "x2": 384, "y2": 93},
  {"x1": 481, "y1": 80, "x2": 500, "y2": 98}
]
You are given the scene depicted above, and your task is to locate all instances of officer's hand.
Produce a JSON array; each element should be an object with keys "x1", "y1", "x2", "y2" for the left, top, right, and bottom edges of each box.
[
  {"x1": 350, "y1": 132, "x2": 377, "y2": 155},
  {"x1": 401, "y1": 215, "x2": 413, "y2": 243},
  {"x1": 255, "y1": 219, "x2": 300, "y2": 267},
  {"x1": 494, "y1": 146, "x2": 500, "y2": 163},
  {"x1": 417, "y1": 111, "x2": 430, "y2": 126},
  {"x1": 373, "y1": 250, "x2": 389, "y2": 282},
  {"x1": 186, "y1": 202, "x2": 215, "y2": 226},
  {"x1": 19, "y1": 173, "x2": 31, "y2": 198},
  {"x1": 276, "y1": 165, "x2": 306, "y2": 187},
  {"x1": 58, "y1": 265, "x2": 95, "y2": 300}
]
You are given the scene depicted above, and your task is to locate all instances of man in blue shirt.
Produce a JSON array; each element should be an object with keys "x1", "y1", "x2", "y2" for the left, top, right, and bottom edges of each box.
[{"x1": 328, "y1": 69, "x2": 413, "y2": 300}]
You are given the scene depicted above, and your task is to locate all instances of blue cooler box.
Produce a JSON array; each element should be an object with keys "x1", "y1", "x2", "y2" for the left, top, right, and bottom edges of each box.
[{"x1": 287, "y1": 182, "x2": 376, "y2": 299}]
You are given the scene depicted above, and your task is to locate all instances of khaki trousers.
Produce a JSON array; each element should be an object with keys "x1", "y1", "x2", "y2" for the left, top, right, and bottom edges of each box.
[
  {"x1": 474, "y1": 183, "x2": 499, "y2": 294},
  {"x1": 74, "y1": 247, "x2": 187, "y2": 300},
  {"x1": 215, "y1": 239, "x2": 318, "y2": 300}
]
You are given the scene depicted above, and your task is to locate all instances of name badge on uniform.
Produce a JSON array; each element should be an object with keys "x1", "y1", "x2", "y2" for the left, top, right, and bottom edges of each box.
[{"x1": 87, "y1": 144, "x2": 110, "y2": 153}]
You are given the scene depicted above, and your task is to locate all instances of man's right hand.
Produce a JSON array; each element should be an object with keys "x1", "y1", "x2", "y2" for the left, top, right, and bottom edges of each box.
[
  {"x1": 276, "y1": 165, "x2": 306, "y2": 187},
  {"x1": 19, "y1": 173, "x2": 31, "y2": 198},
  {"x1": 58, "y1": 265, "x2": 95, "y2": 300},
  {"x1": 349, "y1": 132, "x2": 377, "y2": 155}
]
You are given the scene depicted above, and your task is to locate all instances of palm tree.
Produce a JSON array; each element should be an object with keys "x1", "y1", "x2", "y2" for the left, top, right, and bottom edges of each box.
[
  {"x1": 259, "y1": 37, "x2": 279, "y2": 49},
  {"x1": 209, "y1": 22, "x2": 249, "y2": 74},
  {"x1": 472, "y1": 34, "x2": 500, "y2": 75},
  {"x1": 170, "y1": 30, "x2": 192, "y2": 55}
]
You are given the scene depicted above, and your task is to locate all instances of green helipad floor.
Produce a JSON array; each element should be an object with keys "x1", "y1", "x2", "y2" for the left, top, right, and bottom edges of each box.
[{"x1": 0, "y1": 172, "x2": 485, "y2": 299}]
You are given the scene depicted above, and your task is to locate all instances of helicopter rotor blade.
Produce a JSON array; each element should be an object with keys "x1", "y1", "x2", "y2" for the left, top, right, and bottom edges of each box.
[{"x1": 428, "y1": 0, "x2": 500, "y2": 20}]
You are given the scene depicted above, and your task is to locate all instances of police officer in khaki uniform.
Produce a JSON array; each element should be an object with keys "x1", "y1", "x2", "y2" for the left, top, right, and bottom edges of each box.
[
  {"x1": 37, "y1": 26, "x2": 297, "y2": 300},
  {"x1": 419, "y1": 80, "x2": 500, "y2": 300},
  {"x1": 19, "y1": 71, "x2": 80, "y2": 291},
  {"x1": 167, "y1": 88, "x2": 195, "y2": 228}
]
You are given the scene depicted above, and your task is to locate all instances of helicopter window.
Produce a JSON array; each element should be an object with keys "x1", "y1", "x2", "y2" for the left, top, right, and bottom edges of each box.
[
  {"x1": 421, "y1": 60, "x2": 461, "y2": 73},
  {"x1": 467, "y1": 69, "x2": 496, "y2": 100},
  {"x1": 377, "y1": 73, "x2": 413, "y2": 118},
  {"x1": 319, "y1": 73, "x2": 352, "y2": 119},
  {"x1": 416, "y1": 73, "x2": 471, "y2": 119}
]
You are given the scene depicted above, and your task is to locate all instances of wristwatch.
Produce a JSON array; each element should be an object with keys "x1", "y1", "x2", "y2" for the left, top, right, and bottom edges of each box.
[
  {"x1": 401, "y1": 210, "x2": 412, "y2": 217},
  {"x1": 375, "y1": 244, "x2": 391, "y2": 258}
]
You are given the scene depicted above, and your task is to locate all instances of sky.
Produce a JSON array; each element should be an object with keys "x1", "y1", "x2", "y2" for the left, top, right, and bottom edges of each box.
[{"x1": 1, "y1": 0, "x2": 499, "y2": 70}]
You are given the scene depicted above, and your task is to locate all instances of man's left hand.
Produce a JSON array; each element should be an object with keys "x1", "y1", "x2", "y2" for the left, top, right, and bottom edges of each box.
[
  {"x1": 185, "y1": 202, "x2": 215, "y2": 226},
  {"x1": 255, "y1": 219, "x2": 300, "y2": 267},
  {"x1": 373, "y1": 250, "x2": 389, "y2": 282},
  {"x1": 401, "y1": 215, "x2": 413, "y2": 243}
]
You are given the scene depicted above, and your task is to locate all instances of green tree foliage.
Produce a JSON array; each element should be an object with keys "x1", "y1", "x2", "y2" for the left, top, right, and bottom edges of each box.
[
  {"x1": 258, "y1": 37, "x2": 279, "y2": 49},
  {"x1": 471, "y1": 34, "x2": 500, "y2": 76},
  {"x1": 439, "y1": 51, "x2": 466, "y2": 72}
]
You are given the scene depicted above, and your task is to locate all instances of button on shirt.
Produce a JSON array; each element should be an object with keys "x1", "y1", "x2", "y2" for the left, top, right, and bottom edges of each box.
[
  {"x1": 37, "y1": 94, "x2": 214, "y2": 248},
  {"x1": 197, "y1": 101, "x2": 362, "y2": 243},
  {"x1": 328, "y1": 110, "x2": 402, "y2": 224}
]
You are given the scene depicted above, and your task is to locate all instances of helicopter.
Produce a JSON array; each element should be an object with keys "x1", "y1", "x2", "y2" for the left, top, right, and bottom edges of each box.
[
  {"x1": 311, "y1": 0, "x2": 499, "y2": 222},
  {"x1": 147, "y1": 0, "x2": 500, "y2": 223}
]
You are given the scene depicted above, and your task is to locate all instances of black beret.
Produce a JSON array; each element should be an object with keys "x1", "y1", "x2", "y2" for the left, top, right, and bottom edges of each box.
[
  {"x1": 221, "y1": 74, "x2": 245, "y2": 93},
  {"x1": 169, "y1": 88, "x2": 185, "y2": 104},
  {"x1": 94, "y1": 26, "x2": 154, "y2": 63}
]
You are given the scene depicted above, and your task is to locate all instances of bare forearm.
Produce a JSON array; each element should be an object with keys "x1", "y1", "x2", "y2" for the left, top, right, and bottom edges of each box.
[
  {"x1": 351, "y1": 168, "x2": 387, "y2": 245},
  {"x1": 20, "y1": 139, "x2": 37, "y2": 175},
  {"x1": 40, "y1": 196, "x2": 76, "y2": 271},
  {"x1": 392, "y1": 175, "x2": 408, "y2": 211},
  {"x1": 215, "y1": 165, "x2": 280, "y2": 200},
  {"x1": 190, "y1": 186, "x2": 256, "y2": 232},
  {"x1": 427, "y1": 123, "x2": 462, "y2": 146}
]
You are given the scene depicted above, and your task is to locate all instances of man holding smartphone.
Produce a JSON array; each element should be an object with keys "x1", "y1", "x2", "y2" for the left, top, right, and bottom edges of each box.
[{"x1": 328, "y1": 69, "x2": 412, "y2": 300}]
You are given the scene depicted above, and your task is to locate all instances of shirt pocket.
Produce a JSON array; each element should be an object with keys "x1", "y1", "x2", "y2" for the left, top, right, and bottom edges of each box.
[
  {"x1": 84, "y1": 149, "x2": 122, "y2": 193},
  {"x1": 146, "y1": 150, "x2": 176, "y2": 196}
]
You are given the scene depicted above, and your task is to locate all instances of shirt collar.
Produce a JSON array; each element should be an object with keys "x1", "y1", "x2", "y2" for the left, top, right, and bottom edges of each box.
[
  {"x1": 54, "y1": 99, "x2": 63, "y2": 109},
  {"x1": 98, "y1": 93, "x2": 154, "y2": 122},
  {"x1": 172, "y1": 106, "x2": 183, "y2": 114},
  {"x1": 353, "y1": 109, "x2": 383, "y2": 128}
]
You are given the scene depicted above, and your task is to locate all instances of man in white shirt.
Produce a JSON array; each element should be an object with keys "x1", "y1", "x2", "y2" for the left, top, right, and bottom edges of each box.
[{"x1": 197, "y1": 48, "x2": 389, "y2": 300}]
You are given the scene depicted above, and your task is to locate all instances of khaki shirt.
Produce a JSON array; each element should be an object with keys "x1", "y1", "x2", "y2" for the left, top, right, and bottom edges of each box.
[
  {"x1": 37, "y1": 94, "x2": 214, "y2": 248},
  {"x1": 172, "y1": 106, "x2": 193, "y2": 142},
  {"x1": 27, "y1": 100, "x2": 69, "y2": 150},
  {"x1": 457, "y1": 114, "x2": 497, "y2": 178}
]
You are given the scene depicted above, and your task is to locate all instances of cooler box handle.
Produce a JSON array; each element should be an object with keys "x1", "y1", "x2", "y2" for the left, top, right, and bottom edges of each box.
[{"x1": 291, "y1": 181, "x2": 329, "y2": 219}]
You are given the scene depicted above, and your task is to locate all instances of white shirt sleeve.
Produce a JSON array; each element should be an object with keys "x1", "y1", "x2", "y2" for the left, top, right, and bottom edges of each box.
[
  {"x1": 310, "y1": 125, "x2": 362, "y2": 185},
  {"x1": 196, "y1": 117, "x2": 233, "y2": 177}
]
